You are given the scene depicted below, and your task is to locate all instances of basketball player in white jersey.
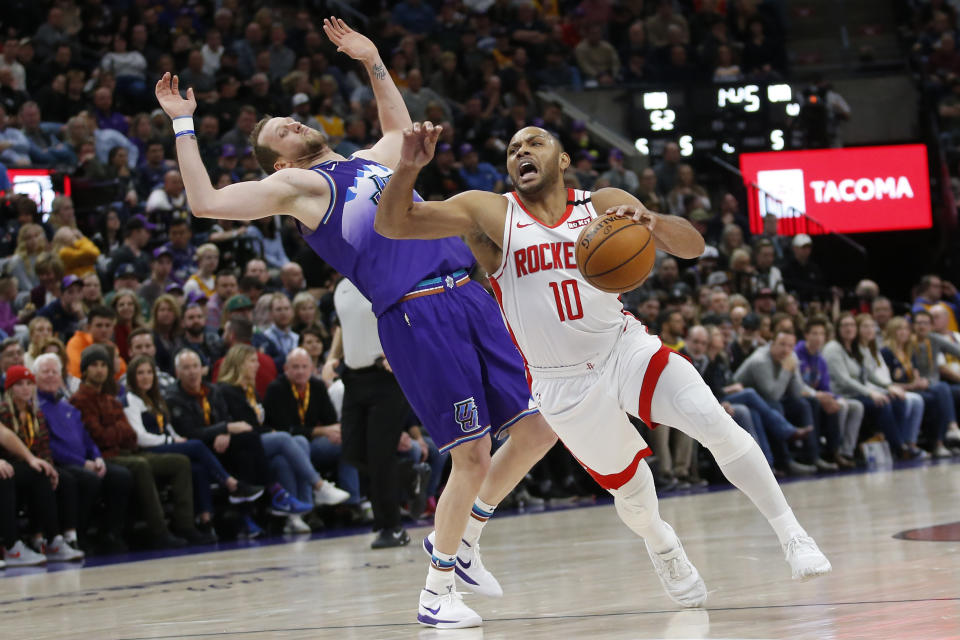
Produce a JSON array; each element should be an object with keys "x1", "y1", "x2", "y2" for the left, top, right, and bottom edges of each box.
[{"x1": 377, "y1": 122, "x2": 832, "y2": 612}]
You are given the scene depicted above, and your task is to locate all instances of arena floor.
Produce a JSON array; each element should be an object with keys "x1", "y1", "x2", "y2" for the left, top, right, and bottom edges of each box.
[{"x1": 2, "y1": 461, "x2": 958, "y2": 640}]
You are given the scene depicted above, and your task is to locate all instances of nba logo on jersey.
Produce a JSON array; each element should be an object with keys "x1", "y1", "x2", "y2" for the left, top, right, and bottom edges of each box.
[{"x1": 454, "y1": 398, "x2": 481, "y2": 433}]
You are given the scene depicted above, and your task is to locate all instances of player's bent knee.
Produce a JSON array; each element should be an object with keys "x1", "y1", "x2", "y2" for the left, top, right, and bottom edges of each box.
[
  {"x1": 611, "y1": 463, "x2": 657, "y2": 524},
  {"x1": 510, "y1": 413, "x2": 558, "y2": 452},
  {"x1": 706, "y1": 420, "x2": 756, "y2": 466},
  {"x1": 449, "y1": 436, "x2": 492, "y2": 476}
]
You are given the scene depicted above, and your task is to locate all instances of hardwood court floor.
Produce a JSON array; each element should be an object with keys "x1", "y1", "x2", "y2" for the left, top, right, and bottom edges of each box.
[{"x1": 2, "y1": 462, "x2": 959, "y2": 640}]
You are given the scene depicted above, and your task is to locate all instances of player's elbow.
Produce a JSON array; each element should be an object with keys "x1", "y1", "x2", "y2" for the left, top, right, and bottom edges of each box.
[{"x1": 373, "y1": 211, "x2": 408, "y2": 239}]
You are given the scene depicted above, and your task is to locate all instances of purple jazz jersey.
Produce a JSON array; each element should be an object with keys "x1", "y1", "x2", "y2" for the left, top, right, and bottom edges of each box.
[
  {"x1": 378, "y1": 279, "x2": 538, "y2": 453},
  {"x1": 300, "y1": 156, "x2": 474, "y2": 316}
]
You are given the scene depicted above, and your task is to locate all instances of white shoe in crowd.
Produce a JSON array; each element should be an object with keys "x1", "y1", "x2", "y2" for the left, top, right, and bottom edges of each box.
[
  {"x1": 783, "y1": 535, "x2": 832, "y2": 581},
  {"x1": 45, "y1": 535, "x2": 85, "y2": 562},
  {"x1": 284, "y1": 514, "x2": 312, "y2": 534},
  {"x1": 4, "y1": 540, "x2": 47, "y2": 567},
  {"x1": 645, "y1": 524, "x2": 708, "y2": 608},
  {"x1": 314, "y1": 481, "x2": 350, "y2": 506},
  {"x1": 417, "y1": 587, "x2": 483, "y2": 629}
]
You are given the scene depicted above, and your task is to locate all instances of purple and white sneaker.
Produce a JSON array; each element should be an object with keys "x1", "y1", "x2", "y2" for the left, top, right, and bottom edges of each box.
[
  {"x1": 423, "y1": 531, "x2": 503, "y2": 597},
  {"x1": 417, "y1": 587, "x2": 482, "y2": 629}
]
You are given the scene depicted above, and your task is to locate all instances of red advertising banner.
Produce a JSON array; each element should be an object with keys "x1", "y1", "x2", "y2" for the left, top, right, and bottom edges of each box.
[{"x1": 739, "y1": 145, "x2": 932, "y2": 235}]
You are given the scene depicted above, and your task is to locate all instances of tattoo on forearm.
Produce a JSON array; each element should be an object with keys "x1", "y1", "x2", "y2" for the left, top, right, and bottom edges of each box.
[{"x1": 372, "y1": 63, "x2": 386, "y2": 80}]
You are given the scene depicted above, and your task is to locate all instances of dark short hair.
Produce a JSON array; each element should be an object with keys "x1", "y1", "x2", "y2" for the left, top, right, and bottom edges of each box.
[
  {"x1": 299, "y1": 326, "x2": 325, "y2": 345},
  {"x1": 773, "y1": 328, "x2": 795, "y2": 342},
  {"x1": 129, "y1": 326, "x2": 153, "y2": 342},
  {"x1": 804, "y1": 315, "x2": 829, "y2": 334},
  {"x1": 215, "y1": 268, "x2": 238, "y2": 281},
  {"x1": 914, "y1": 309, "x2": 933, "y2": 322},
  {"x1": 1, "y1": 337, "x2": 21, "y2": 353},
  {"x1": 87, "y1": 305, "x2": 117, "y2": 323},
  {"x1": 239, "y1": 275, "x2": 263, "y2": 292}
]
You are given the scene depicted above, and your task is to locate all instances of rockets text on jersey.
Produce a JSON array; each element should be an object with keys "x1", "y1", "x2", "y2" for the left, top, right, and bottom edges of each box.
[{"x1": 488, "y1": 188, "x2": 629, "y2": 369}]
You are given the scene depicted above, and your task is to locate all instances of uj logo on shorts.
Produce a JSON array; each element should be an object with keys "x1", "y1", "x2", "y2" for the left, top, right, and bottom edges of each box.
[{"x1": 454, "y1": 397, "x2": 481, "y2": 433}]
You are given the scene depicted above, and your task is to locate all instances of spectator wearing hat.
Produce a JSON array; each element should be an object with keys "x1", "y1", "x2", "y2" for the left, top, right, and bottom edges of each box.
[
  {"x1": 139, "y1": 247, "x2": 176, "y2": 310},
  {"x1": 782, "y1": 234, "x2": 825, "y2": 303},
  {"x1": 215, "y1": 144, "x2": 241, "y2": 183},
  {"x1": 70, "y1": 344, "x2": 204, "y2": 548},
  {"x1": 417, "y1": 142, "x2": 465, "y2": 200},
  {"x1": 753, "y1": 286, "x2": 777, "y2": 317},
  {"x1": 0, "y1": 364, "x2": 87, "y2": 560},
  {"x1": 109, "y1": 215, "x2": 155, "y2": 283},
  {"x1": 599, "y1": 148, "x2": 640, "y2": 193},
  {"x1": 290, "y1": 92, "x2": 323, "y2": 131},
  {"x1": 206, "y1": 270, "x2": 239, "y2": 330},
  {"x1": 105, "y1": 263, "x2": 144, "y2": 308},
  {"x1": 458, "y1": 143, "x2": 504, "y2": 193},
  {"x1": 65, "y1": 305, "x2": 126, "y2": 381},
  {"x1": 37, "y1": 275, "x2": 84, "y2": 342}
]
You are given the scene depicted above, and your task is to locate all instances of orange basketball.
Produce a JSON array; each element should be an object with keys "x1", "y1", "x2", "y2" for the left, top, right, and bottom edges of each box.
[{"x1": 576, "y1": 214, "x2": 656, "y2": 293}]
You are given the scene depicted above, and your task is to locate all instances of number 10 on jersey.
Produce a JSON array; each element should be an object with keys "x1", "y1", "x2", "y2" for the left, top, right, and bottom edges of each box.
[{"x1": 549, "y1": 280, "x2": 584, "y2": 322}]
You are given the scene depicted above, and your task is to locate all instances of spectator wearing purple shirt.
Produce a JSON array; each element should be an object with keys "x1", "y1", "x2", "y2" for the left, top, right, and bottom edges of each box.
[
  {"x1": 795, "y1": 317, "x2": 862, "y2": 468},
  {"x1": 34, "y1": 353, "x2": 133, "y2": 551},
  {"x1": 92, "y1": 87, "x2": 129, "y2": 135}
]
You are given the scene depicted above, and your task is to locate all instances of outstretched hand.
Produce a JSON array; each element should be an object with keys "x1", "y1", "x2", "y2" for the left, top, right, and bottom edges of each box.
[
  {"x1": 323, "y1": 17, "x2": 378, "y2": 64},
  {"x1": 155, "y1": 72, "x2": 197, "y2": 118},
  {"x1": 401, "y1": 122, "x2": 443, "y2": 169}
]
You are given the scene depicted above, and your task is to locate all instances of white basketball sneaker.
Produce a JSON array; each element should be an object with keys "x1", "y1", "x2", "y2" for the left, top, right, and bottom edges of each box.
[
  {"x1": 783, "y1": 535, "x2": 832, "y2": 581},
  {"x1": 645, "y1": 524, "x2": 707, "y2": 608},
  {"x1": 417, "y1": 587, "x2": 483, "y2": 629},
  {"x1": 423, "y1": 531, "x2": 503, "y2": 597}
]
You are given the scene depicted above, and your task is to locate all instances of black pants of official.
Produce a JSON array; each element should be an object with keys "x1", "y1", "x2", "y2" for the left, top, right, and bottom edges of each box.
[{"x1": 341, "y1": 366, "x2": 411, "y2": 532}]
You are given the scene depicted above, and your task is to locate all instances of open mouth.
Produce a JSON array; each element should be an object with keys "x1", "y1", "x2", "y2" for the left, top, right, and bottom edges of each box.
[{"x1": 518, "y1": 161, "x2": 539, "y2": 180}]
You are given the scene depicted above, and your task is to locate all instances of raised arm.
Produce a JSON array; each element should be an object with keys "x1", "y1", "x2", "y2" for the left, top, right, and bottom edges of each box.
[
  {"x1": 155, "y1": 73, "x2": 316, "y2": 224},
  {"x1": 592, "y1": 188, "x2": 706, "y2": 259},
  {"x1": 323, "y1": 18, "x2": 412, "y2": 167},
  {"x1": 376, "y1": 122, "x2": 505, "y2": 240}
]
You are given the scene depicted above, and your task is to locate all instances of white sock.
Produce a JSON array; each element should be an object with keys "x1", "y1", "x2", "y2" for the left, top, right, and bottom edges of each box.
[
  {"x1": 462, "y1": 498, "x2": 496, "y2": 546},
  {"x1": 425, "y1": 550, "x2": 456, "y2": 594},
  {"x1": 717, "y1": 442, "x2": 807, "y2": 545}
]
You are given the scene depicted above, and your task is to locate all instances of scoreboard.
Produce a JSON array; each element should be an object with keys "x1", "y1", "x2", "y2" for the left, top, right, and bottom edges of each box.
[{"x1": 629, "y1": 82, "x2": 800, "y2": 158}]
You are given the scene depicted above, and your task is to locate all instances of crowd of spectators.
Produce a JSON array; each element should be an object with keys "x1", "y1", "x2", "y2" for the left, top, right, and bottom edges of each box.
[{"x1": 0, "y1": 0, "x2": 957, "y2": 569}]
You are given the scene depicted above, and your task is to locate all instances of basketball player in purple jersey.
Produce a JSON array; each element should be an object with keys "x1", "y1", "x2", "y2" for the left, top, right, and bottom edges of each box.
[{"x1": 156, "y1": 18, "x2": 557, "y2": 629}]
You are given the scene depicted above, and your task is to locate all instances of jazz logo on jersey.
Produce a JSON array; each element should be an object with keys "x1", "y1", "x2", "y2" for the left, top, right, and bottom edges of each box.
[{"x1": 454, "y1": 397, "x2": 481, "y2": 433}]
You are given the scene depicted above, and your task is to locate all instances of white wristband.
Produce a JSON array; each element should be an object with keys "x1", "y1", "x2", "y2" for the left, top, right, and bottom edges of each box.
[{"x1": 172, "y1": 115, "x2": 195, "y2": 136}]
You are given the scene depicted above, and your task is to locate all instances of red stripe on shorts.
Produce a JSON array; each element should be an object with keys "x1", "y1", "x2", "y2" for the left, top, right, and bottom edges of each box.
[
  {"x1": 572, "y1": 446, "x2": 653, "y2": 490},
  {"x1": 637, "y1": 345, "x2": 678, "y2": 429}
]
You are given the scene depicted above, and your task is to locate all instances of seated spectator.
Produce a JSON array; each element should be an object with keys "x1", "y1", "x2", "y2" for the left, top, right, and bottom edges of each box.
[
  {"x1": 150, "y1": 294, "x2": 184, "y2": 375},
  {"x1": 23, "y1": 316, "x2": 53, "y2": 370},
  {"x1": 264, "y1": 348, "x2": 359, "y2": 505},
  {"x1": 70, "y1": 345, "x2": 201, "y2": 548},
  {"x1": 599, "y1": 149, "x2": 640, "y2": 193},
  {"x1": 246, "y1": 218, "x2": 289, "y2": 271},
  {"x1": 206, "y1": 270, "x2": 239, "y2": 330},
  {"x1": 128, "y1": 328, "x2": 176, "y2": 392},
  {"x1": 263, "y1": 293, "x2": 299, "y2": 369},
  {"x1": 184, "y1": 244, "x2": 219, "y2": 300},
  {"x1": 795, "y1": 317, "x2": 863, "y2": 468},
  {"x1": 667, "y1": 164, "x2": 711, "y2": 215},
  {"x1": 110, "y1": 290, "x2": 145, "y2": 363},
  {"x1": 124, "y1": 355, "x2": 262, "y2": 537},
  {"x1": 911, "y1": 309, "x2": 960, "y2": 437},
  {"x1": 51, "y1": 226, "x2": 100, "y2": 279},
  {"x1": 279, "y1": 263, "x2": 305, "y2": 301},
  {"x1": 165, "y1": 349, "x2": 273, "y2": 508},
  {"x1": 912, "y1": 274, "x2": 960, "y2": 332},
  {"x1": 882, "y1": 316, "x2": 959, "y2": 457},
  {"x1": 752, "y1": 240, "x2": 785, "y2": 296},
  {"x1": 458, "y1": 143, "x2": 504, "y2": 193},
  {"x1": 823, "y1": 314, "x2": 913, "y2": 457},
  {"x1": 21, "y1": 252, "x2": 63, "y2": 312},
  {"x1": 733, "y1": 330, "x2": 824, "y2": 474},
  {"x1": 416, "y1": 142, "x2": 465, "y2": 201},
  {"x1": 575, "y1": 23, "x2": 621, "y2": 86},
  {"x1": 0, "y1": 104, "x2": 31, "y2": 167},
  {"x1": 163, "y1": 218, "x2": 196, "y2": 285},
  {"x1": 781, "y1": 234, "x2": 825, "y2": 303},
  {"x1": 37, "y1": 275, "x2": 84, "y2": 342},
  {"x1": 92, "y1": 209, "x2": 122, "y2": 260},
  {"x1": 101, "y1": 34, "x2": 148, "y2": 104},
  {"x1": 140, "y1": 248, "x2": 177, "y2": 310},
  {"x1": 105, "y1": 146, "x2": 140, "y2": 208},
  {"x1": 19, "y1": 101, "x2": 75, "y2": 167},
  {"x1": 7, "y1": 222, "x2": 49, "y2": 293},
  {"x1": 109, "y1": 215, "x2": 155, "y2": 283},
  {"x1": 33, "y1": 353, "x2": 132, "y2": 553},
  {"x1": 0, "y1": 421, "x2": 57, "y2": 565},
  {"x1": 857, "y1": 314, "x2": 925, "y2": 460},
  {"x1": 217, "y1": 344, "x2": 349, "y2": 533},
  {"x1": 65, "y1": 305, "x2": 126, "y2": 381},
  {"x1": 145, "y1": 170, "x2": 189, "y2": 220},
  {"x1": 81, "y1": 274, "x2": 104, "y2": 316},
  {"x1": 0, "y1": 365, "x2": 85, "y2": 560}
]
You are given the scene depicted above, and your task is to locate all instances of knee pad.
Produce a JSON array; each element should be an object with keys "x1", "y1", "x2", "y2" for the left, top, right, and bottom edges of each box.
[
  {"x1": 610, "y1": 461, "x2": 656, "y2": 515},
  {"x1": 660, "y1": 378, "x2": 730, "y2": 443}
]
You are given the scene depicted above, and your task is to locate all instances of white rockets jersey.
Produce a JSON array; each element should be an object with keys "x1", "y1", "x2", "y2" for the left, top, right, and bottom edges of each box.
[{"x1": 489, "y1": 188, "x2": 628, "y2": 369}]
